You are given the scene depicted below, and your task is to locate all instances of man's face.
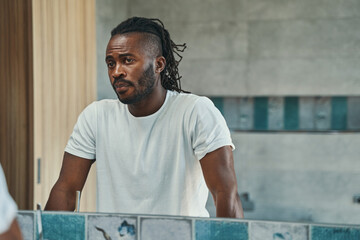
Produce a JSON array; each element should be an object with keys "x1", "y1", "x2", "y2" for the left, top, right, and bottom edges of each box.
[{"x1": 105, "y1": 33, "x2": 158, "y2": 104}]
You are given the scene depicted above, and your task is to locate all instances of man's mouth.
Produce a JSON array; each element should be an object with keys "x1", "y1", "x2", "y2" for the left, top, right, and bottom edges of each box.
[
  {"x1": 113, "y1": 80, "x2": 133, "y2": 93},
  {"x1": 115, "y1": 84, "x2": 130, "y2": 93}
]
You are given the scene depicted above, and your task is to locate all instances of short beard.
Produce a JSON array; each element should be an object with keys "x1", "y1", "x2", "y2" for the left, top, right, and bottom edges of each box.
[{"x1": 112, "y1": 64, "x2": 156, "y2": 104}]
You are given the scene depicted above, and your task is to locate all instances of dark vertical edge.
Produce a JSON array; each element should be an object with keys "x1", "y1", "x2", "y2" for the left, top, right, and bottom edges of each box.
[
  {"x1": 26, "y1": 0, "x2": 34, "y2": 210},
  {"x1": 254, "y1": 97, "x2": 268, "y2": 130},
  {"x1": 284, "y1": 97, "x2": 299, "y2": 130}
]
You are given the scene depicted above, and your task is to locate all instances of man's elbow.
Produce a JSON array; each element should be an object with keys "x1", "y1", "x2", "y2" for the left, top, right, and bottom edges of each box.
[{"x1": 211, "y1": 184, "x2": 238, "y2": 201}]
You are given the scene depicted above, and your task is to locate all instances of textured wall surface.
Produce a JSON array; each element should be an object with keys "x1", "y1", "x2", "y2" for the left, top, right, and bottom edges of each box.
[
  {"x1": 97, "y1": 0, "x2": 360, "y2": 97},
  {"x1": 206, "y1": 132, "x2": 360, "y2": 224}
]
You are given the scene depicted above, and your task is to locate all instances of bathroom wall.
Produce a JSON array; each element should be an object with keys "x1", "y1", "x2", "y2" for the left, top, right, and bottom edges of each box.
[{"x1": 96, "y1": 0, "x2": 360, "y2": 224}]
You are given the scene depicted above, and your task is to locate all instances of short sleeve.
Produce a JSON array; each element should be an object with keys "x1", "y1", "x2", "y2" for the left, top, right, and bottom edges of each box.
[
  {"x1": 65, "y1": 102, "x2": 97, "y2": 160},
  {"x1": 190, "y1": 97, "x2": 235, "y2": 161},
  {"x1": 0, "y1": 165, "x2": 18, "y2": 234}
]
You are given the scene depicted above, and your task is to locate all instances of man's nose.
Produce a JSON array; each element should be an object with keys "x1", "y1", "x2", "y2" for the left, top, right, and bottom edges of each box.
[{"x1": 112, "y1": 64, "x2": 126, "y2": 79}]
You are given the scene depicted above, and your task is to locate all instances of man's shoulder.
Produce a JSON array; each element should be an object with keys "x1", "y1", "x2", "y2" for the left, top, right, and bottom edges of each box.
[
  {"x1": 165, "y1": 91, "x2": 217, "y2": 120},
  {"x1": 169, "y1": 91, "x2": 211, "y2": 107}
]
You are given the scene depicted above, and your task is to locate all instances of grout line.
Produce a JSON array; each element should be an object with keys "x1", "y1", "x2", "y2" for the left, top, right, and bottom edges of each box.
[
  {"x1": 84, "y1": 213, "x2": 88, "y2": 240},
  {"x1": 192, "y1": 218, "x2": 195, "y2": 240},
  {"x1": 137, "y1": 216, "x2": 140, "y2": 240},
  {"x1": 33, "y1": 212, "x2": 36, "y2": 240},
  {"x1": 248, "y1": 221, "x2": 252, "y2": 240},
  {"x1": 309, "y1": 223, "x2": 312, "y2": 240}
]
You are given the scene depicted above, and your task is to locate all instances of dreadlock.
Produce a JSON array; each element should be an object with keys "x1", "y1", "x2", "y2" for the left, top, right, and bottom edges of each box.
[{"x1": 111, "y1": 17, "x2": 189, "y2": 93}]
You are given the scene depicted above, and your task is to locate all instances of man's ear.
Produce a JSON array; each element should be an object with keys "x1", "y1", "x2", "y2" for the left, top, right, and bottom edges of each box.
[{"x1": 155, "y1": 56, "x2": 166, "y2": 73}]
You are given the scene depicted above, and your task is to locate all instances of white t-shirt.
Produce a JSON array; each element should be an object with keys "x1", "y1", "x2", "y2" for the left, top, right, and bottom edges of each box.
[
  {"x1": 65, "y1": 90, "x2": 234, "y2": 217},
  {"x1": 0, "y1": 164, "x2": 18, "y2": 234}
]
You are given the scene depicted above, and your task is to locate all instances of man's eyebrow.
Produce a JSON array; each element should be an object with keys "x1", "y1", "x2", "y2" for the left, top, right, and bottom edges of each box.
[
  {"x1": 105, "y1": 55, "x2": 113, "y2": 62},
  {"x1": 105, "y1": 53, "x2": 135, "y2": 61}
]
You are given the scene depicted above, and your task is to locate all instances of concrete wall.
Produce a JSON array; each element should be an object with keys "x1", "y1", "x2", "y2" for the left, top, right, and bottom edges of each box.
[
  {"x1": 206, "y1": 132, "x2": 360, "y2": 224},
  {"x1": 97, "y1": 0, "x2": 360, "y2": 98},
  {"x1": 96, "y1": 0, "x2": 360, "y2": 225}
]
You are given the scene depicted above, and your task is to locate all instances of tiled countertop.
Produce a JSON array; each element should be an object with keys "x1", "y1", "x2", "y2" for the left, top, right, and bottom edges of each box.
[{"x1": 17, "y1": 210, "x2": 360, "y2": 240}]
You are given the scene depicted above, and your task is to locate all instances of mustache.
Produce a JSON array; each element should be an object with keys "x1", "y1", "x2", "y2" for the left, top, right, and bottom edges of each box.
[{"x1": 112, "y1": 78, "x2": 134, "y2": 87}]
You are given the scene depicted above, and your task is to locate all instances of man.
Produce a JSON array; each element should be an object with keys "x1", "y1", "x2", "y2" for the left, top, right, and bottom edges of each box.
[
  {"x1": 45, "y1": 17, "x2": 243, "y2": 218},
  {"x1": 0, "y1": 164, "x2": 23, "y2": 240}
]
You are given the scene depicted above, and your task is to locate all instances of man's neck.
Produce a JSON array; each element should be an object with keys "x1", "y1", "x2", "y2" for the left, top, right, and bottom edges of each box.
[{"x1": 127, "y1": 85, "x2": 167, "y2": 117}]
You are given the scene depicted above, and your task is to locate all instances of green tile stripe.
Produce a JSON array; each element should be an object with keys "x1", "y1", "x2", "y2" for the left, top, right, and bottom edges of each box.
[
  {"x1": 331, "y1": 97, "x2": 347, "y2": 130},
  {"x1": 41, "y1": 214, "x2": 85, "y2": 240},
  {"x1": 311, "y1": 225, "x2": 360, "y2": 240},
  {"x1": 284, "y1": 97, "x2": 299, "y2": 130},
  {"x1": 196, "y1": 220, "x2": 248, "y2": 240},
  {"x1": 254, "y1": 97, "x2": 268, "y2": 130},
  {"x1": 209, "y1": 97, "x2": 224, "y2": 115},
  {"x1": 209, "y1": 96, "x2": 360, "y2": 131}
]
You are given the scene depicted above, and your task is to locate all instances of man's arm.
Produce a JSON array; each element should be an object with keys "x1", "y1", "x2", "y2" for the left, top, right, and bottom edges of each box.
[
  {"x1": 45, "y1": 152, "x2": 94, "y2": 211},
  {"x1": 200, "y1": 145, "x2": 244, "y2": 218},
  {"x1": 0, "y1": 219, "x2": 22, "y2": 240}
]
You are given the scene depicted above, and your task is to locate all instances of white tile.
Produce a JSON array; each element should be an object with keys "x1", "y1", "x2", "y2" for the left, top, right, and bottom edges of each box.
[
  {"x1": 268, "y1": 97, "x2": 284, "y2": 130},
  {"x1": 17, "y1": 212, "x2": 34, "y2": 240},
  {"x1": 347, "y1": 97, "x2": 360, "y2": 130},
  {"x1": 251, "y1": 222, "x2": 309, "y2": 240},
  {"x1": 141, "y1": 218, "x2": 192, "y2": 240},
  {"x1": 299, "y1": 98, "x2": 315, "y2": 130},
  {"x1": 314, "y1": 97, "x2": 331, "y2": 130}
]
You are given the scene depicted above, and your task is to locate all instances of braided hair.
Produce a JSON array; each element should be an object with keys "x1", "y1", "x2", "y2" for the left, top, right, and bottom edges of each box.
[{"x1": 111, "y1": 17, "x2": 188, "y2": 93}]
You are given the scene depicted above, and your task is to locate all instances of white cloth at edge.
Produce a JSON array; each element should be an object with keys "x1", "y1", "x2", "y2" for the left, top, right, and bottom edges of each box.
[
  {"x1": 0, "y1": 164, "x2": 18, "y2": 234},
  {"x1": 65, "y1": 90, "x2": 235, "y2": 217}
]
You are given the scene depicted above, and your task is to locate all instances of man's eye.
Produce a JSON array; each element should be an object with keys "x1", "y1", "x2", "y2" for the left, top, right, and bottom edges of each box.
[
  {"x1": 125, "y1": 58, "x2": 134, "y2": 63},
  {"x1": 107, "y1": 61, "x2": 115, "y2": 68}
]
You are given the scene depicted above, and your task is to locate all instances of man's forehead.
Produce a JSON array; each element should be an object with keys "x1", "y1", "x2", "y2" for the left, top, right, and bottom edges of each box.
[
  {"x1": 106, "y1": 32, "x2": 161, "y2": 57},
  {"x1": 107, "y1": 32, "x2": 148, "y2": 47}
]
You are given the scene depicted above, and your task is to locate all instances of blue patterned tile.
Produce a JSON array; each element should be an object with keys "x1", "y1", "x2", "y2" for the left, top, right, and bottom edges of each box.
[
  {"x1": 251, "y1": 221, "x2": 308, "y2": 240},
  {"x1": 39, "y1": 213, "x2": 85, "y2": 240},
  {"x1": 196, "y1": 219, "x2": 248, "y2": 240},
  {"x1": 141, "y1": 218, "x2": 192, "y2": 240},
  {"x1": 311, "y1": 225, "x2": 360, "y2": 240},
  {"x1": 17, "y1": 211, "x2": 35, "y2": 240},
  {"x1": 87, "y1": 214, "x2": 136, "y2": 240},
  {"x1": 284, "y1": 97, "x2": 299, "y2": 130}
]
